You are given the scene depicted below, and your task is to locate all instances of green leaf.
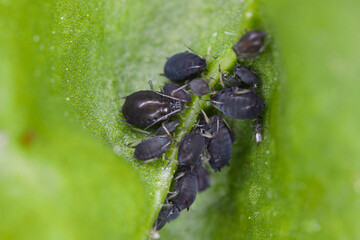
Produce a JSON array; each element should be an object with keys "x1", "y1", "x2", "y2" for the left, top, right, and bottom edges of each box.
[{"x1": 1, "y1": 0, "x2": 359, "y2": 239}]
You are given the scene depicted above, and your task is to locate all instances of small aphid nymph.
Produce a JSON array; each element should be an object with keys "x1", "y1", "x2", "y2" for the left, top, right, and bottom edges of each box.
[{"x1": 233, "y1": 31, "x2": 266, "y2": 59}]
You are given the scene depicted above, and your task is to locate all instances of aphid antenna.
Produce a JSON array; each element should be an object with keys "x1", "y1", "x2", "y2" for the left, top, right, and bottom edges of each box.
[
  {"x1": 184, "y1": 44, "x2": 204, "y2": 59},
  {"x1": 184, "y1": 105, "x2": 193, "y2": 110},
  {"x1": 198, "y1": 104, "x2": 210, "y2": 124},
  {"x1": 148, "y1": 80, "x2": 154, "y2": 91},
  {"x1": 144, "y1": 109, "x2": 182, "y2": 130},
  {"x1": 162, "y1": 203, "x2": 173, "y2": 208}
]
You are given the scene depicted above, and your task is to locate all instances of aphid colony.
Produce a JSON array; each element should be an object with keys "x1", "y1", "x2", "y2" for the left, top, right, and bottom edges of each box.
[{"x1": 120, "y1": 30, "x2": 266, "y2": 233}]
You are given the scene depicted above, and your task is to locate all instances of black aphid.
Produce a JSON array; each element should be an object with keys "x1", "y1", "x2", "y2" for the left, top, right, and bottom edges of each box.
[
  {"x1": 122, "y1": 90, "x2": 184, "y2": 129},
  {"x1": 208, "y1": 127, "x2": 232, "y2": 172},
  {"x1": 162, "y1": 83, "x2": 191, "y2": 103},
  {"x1": 189, "y1": 78, "x2": 211, "y2": 96},
  {"x1": 233, "y1": 64, "x2": 259, "y2": 85},
  {"x1": 202, "y1": 116, "x2": 233, "y2": 172},
  {"x1": 178, "y1": 132, "x2": 205, "y2": 168},
  {"x1": 154, "y1": 204, "x2": 180, "y2": 231},
  {"x1": 155, "y1": 119, "x2": 181, "y2": 136},
  {"x1": 134, "y1": 137, "x2": 172, "y2": 161},
  {"x1": 211, "y1": 87, "x2": 265, "y2": 120},
  {"x1": 194, "y1": 165, "x2": 211, "y2": 192},
  {"x1": 170, "y1": 169, "x2": 198, "y2": 211},
  {"x1": 164, "y1": 52, "x2": 207, "y2": 83},
  {"x1": 233, "y1": 31, "x2": 266, "y2": 59}
]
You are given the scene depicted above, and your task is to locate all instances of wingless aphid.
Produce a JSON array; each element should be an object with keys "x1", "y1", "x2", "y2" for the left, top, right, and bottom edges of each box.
[
  {"x1": 170, "y1": 169, "x2": 198, "y2": 211},
  {"x1": 133, "y1": 136, "x2": 172, "y2": 162},
  {"x1": 202, "y1": 116, "x2": 233, "y2": 172},
  {"x1": 177, "y1": 131, "x2": 206, "y2": 169},
  {"x1": 122, "y1": 90, "x2": 184, "y2": 129},
  {"x1": 211, "y1": 87, "x2": 265, "y2": 120},
  {"x1": 163, "y1": 52, "x2": 207, "y2": 83},
  {"x1": 154, "y1": 204, "x2": 180, "y2": 231},
  {"x1": 233, "y1": 31, "x2": 266, "y2": 59},
  {"x1": 233, "y1": 64, "x2": 259, "y2": 86}
]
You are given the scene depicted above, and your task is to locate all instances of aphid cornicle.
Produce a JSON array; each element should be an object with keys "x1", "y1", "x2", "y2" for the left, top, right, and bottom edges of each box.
[
  {"x1": 164, "y1": 52, "x2": 207, "y2": 83},
  {"x1": 162, "y1": 83, "x2": 191, "y2": 103},
  {"x1": 233, "y1": 31, "x2": 266, "y2": 59},
  {"x1": 189, "y1": 78, "x2": 211, "y2": 96},
  {"x1": 178, "y1": 132, "x2": 205, "y2": 168},
  {"x1": 233, "y1": 64, "x2": 259, "y2": 85},
  {"x1": 122, "y1": 90, "x2": 183, "y2": 128},
  {"x1": 211, "y1": 87, "x2": 265, "y2": 120},
  {"x1": 171, "y1": 169, "x2": 198, "y2": 211},
  {"x1": 134, "y1": 137, "x2": 172, "y2": 161}
]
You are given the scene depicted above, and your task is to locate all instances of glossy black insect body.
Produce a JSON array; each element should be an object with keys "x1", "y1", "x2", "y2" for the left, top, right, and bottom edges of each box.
[
  {"x1": 189, "y1": 78, "x2": 211, "y2": 96},
  {"x1": 194, "y1": 165, "x2": 211, "y2": 192},
  {"x1": 163, "y1": 83, "x2": 191, "y2": 103},
  {"x1": 178, "y1": 132, "x2": 205, "y2": 168},
  {"x1": 134, "y1": 137, "x2": 172, "y2": 160},
  {"x1": 211, "y1": 87, "x2": 265, "y2": 120},
  {"x1": 171, "y1": 169, "x2": 198, "y2": 211},
  {"x1": 164, "y1": 52, "x2": 207, "y2": 83},
  {"x1": 233, "y1": 31, "x2": 266, "y2": 59},
  {"x1": 155, "y1": 119, "x2": 181, "y2": 136},
  {"x1": 122, "y1": 90, "x2": 183, "y2": 128},
  {"x1": 233, "y1": 64, "x2": 259, "y2": 85}
]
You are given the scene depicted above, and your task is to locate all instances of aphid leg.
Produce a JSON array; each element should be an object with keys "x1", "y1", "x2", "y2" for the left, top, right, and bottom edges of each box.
[
  {"x1": 144, "y1": 109, "x2": 182, "y2": 130},
  {"x1": 218, "y1": 65, "x2": 226, "y2": 88},
  {"x1": 174, "y1": 172, "x2": 185, "y2": 181},
  {"x1": 171, "y1": 84, "x2": 189, "y2": 94},
  {"x1": 160, "y1": 122, "x2": 171, "y2": 136},
  {"x1": 137, "y1": 158, "x2": 159, "y2": 167},
  {"x1": 117, "y1": 118, "x2": 127, "y2": 122},
  {"x1": 127, "y1": 124, "x2": 151, "y2": 135},
  {"x1": 198, "y1": 104, "x2": 210, "y2": 124},
  {"x1": 153, "y1": 91, "x2": 188, "y2": 103},
  {"x1": 234, "y1": 88, "x2": 252, "y2": 95},
  {"x1": 125, "y1": 142, "x2": 135, "y2": 147},
  {"x1": 167, "y1": 191, "x2": 179, "y2": 200},
  {"x1": 200, "y1": 129, "x2": 213, "y2": 139},
  {"x1": 201, "y1": 148, "x2": 211, "y2": 164}
]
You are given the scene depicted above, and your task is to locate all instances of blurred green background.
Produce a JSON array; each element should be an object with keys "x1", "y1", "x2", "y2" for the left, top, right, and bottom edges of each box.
[{"x1": 0, "y1": 0, "x2": 359, "y2": 239}]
